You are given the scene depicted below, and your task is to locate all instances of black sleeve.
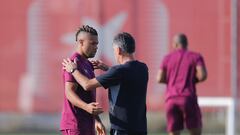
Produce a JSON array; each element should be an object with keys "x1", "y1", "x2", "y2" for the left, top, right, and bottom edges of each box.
[{"x1": 96, "y1": 66, "x2": 122, "y2": 89}]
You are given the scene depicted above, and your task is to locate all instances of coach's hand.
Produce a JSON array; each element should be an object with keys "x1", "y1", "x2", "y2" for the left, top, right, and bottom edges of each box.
[
  {"x1": 91, "y1": 60, "x2": 109, "y2": 71},
  {"x1": 84, "y1": 102, "x2": 103, "y2": 115},
  {"x1": 95, "y1": 120, "x2": 106, "y2": 135}
]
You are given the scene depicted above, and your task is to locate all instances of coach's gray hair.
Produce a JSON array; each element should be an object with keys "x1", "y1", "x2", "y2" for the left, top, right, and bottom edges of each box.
[{"x1": 113, "y1": 32, "x2": 135, "y2": 54}]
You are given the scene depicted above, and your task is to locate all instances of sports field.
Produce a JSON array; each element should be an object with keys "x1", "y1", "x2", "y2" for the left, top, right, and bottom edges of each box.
[
  {"x1": 0, "y1": 133, "x2": 226, "y2": 135},
  {"x1": 0, "y1": 133, "x2": 167, "y2": 135},
  {"x1": 1, "y1": 133, "x2": 228, "y2": 135}
]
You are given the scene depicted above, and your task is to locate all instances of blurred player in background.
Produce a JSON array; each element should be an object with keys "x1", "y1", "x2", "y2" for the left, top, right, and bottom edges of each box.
[
  {"x1": 60, "y1": 25, "x2": 106, "y2": 135},
  {"x1": 62, "y1": 32, "x2": 149, "y2": 135},
  {"x1": 157, "y1": 33, "x2": 207, "y2": 135}
]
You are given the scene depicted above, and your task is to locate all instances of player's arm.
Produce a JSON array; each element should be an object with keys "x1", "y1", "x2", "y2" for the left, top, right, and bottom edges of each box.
[
  {"x1": 63, "y1": 58, "x2": 102, "y2": 91},
  {"x1": 157, "y1": 56, "x2": 168, "y2": 84},
  {"x1": 157, "y1": 69, "x2": 167, "y2": 83},
  {"x1": 65, "y1": 82, "x2": 103, "y2": 115},
  {"x1": 63, "y1": 58, "x2": 121, "y2": 91},
  {"x1": 196, "y1": 65, "x2": 207, "y2": 82},
  {"x1": 94, "y1": 115, "x2": 106, "y2": 135},
  {"x1": 195, "y1": 55, "x2": 207, "y2": 83}
]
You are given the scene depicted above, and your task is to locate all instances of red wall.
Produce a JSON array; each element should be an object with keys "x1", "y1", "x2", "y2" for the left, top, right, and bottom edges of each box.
[{"x1": 0, "y1": 0, "x2": 235, "y2": 112}]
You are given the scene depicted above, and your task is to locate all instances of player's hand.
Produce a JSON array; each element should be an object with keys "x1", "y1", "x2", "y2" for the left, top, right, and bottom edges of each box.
[
  {"x1": 95, "y1": 120, "x2": 106, "y2": 135},
  {"x1": 91, "y1": 60, "x2": 109, "y2": 71},
  {"x1": 84, "y1": 102, "x2": 103, "y2": 115},
  {"x1": 62, "y1": 58, "x2": 77, "y2": 73}
]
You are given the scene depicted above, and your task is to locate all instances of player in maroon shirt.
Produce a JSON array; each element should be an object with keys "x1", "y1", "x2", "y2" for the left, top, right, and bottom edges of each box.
[
  {"x1": 157, "y1": 33, "x2": 207, "y2": 135},
  {"x1": 60, "y1": 25, "x2": 106, "y2": 135}
]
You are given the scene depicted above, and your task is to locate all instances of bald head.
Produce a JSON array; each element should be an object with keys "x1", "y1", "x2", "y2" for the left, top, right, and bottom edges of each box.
[{"x1": 173, "y1": 33, "x2": 188, "y2": 49}]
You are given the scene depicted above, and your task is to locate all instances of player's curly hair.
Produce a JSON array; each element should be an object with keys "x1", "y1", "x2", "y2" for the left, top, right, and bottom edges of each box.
[{"x1": 75, "y1": 25, "x2": 98, "y2": 41}]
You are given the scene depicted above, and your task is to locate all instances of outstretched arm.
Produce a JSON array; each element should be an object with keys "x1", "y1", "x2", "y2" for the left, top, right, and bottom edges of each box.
[
  {"x1": 62, "y1": 58, "x2": 102, "y2": 91},
  {"x1": 91, "y1": 60, "x2": 109, "y2": 71}
]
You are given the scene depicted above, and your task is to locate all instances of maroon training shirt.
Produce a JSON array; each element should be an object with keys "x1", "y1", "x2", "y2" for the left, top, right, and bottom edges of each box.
[
  {"x1": 160, "y1": 49, "x2": 206, "y2": 101},
  {"x1": 60, "y1": 52, "x2": 96, "y2": 135}
]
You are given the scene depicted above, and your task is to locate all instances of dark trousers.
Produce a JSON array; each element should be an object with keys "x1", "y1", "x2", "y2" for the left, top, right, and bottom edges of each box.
[{"x1": 110, "y1": 129, "x2": 147, "y2": 135}]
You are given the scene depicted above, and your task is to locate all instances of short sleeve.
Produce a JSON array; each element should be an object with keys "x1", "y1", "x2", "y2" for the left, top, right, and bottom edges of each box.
[
  {"x1": 63, "y1": 70, "x2": 76, "y2": 82},
  {"x1": 196, "y1": 54, "x2": 206, "y2": 68},
  {"x1": 96, "y1": 66, "x2": 122, "y2": 89}
]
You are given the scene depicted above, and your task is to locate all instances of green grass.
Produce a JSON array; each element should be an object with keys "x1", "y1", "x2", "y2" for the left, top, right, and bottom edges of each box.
[
  {"x1": 0, "y1": 133, "x2": 168, "y2": 135},
  {"x1": 0, "y1": 134, "x2": 58, "y2": 135}
]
